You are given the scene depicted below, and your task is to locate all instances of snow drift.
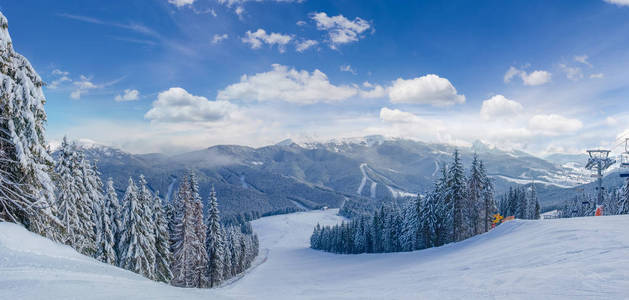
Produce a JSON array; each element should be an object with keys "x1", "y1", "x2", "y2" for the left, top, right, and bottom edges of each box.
[{"x1": 2, "y1": 210, "x2": 629, "y2": 299}]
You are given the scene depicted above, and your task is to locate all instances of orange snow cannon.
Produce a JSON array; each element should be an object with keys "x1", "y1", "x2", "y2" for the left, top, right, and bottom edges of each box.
[{"x1": 595, "y1": 206, "x2": 604, "y2": 216}]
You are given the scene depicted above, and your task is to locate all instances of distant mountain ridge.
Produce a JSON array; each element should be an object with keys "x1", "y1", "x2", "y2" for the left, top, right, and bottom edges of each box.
[{"x1": 60, "y1": 136, "x2": 596, "y2": 217}]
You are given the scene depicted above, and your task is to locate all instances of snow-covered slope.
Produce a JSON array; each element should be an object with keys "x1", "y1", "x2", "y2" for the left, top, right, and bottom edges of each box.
[
  {"x1": 2, "y1": 211, "x2": 629, "y2": 299},
  {"x1": 0, "y1": 222, "x2": 229, "y2": 300}
]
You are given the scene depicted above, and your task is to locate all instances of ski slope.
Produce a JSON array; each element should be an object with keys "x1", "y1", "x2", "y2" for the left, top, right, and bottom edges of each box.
[{"x1": 2, "y1": 210, "x2": 629, "y2": 299}]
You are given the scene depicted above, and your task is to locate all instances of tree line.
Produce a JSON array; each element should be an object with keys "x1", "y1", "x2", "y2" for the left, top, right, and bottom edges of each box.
[
  {"x1": 561, "y1": 180, "x2": 629, "y2": 218},
  {"x1": 497, "y1": 185, "x2": 541, "y2": 220},
  {"x1": 311, "y1": 151, "x2": 500, "y2": 254},
  {"x1": 4, "y1": 135, "x2": 259, "y2": 288}
]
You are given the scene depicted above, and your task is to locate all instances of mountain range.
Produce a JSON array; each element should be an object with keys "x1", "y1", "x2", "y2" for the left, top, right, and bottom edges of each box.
[{"x1": 62, "y1": 136, "x2": 612, "y2": 218}]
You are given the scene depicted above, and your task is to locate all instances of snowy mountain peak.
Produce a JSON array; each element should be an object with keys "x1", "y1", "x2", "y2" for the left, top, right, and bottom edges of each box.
[
  {"x1": 300, "y1": 135, "x2": 392, "y2": 150},
  {"x1": 275, "y1": 138, "x2": 296, "y2": 146},
  {"x1": 471, "y1": 140, "x2": 492, "y2": 153}
]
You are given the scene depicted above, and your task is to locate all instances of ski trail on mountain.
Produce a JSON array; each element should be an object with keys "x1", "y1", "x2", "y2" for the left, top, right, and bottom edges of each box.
[
  {"x1": 370, "y1": 182, "x2": 377, "y2": 198},
  {"x1": 165, "y1": 176, "x2": 177, "y2": 203},
  {"x1": 356, "y1": 163, "x2": 368, "y2": 195}
]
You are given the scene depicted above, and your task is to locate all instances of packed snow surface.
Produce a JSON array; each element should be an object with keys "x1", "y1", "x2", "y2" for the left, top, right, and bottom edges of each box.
[{"x1": 2, "y1": 209, "x2": 629, "y2": 299}]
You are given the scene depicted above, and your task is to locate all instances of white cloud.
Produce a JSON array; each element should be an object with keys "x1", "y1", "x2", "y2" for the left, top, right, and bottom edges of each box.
[
  {"x1": 218, "y1": 0, "x2": 303, "y2": 7},
  {"x1": 296, "y1": 20, "x2": 307, "y2": 26},
  {"x1": 590, "y1": 73, "x2": 604, "y2": 79},
  {"x1": 145, "y1": 87, "x2": 235, "y2": 123},
  {"x1": 52, "y1": 69, "x2": 69, "y2": 76},
  {"x1": 606, "y1": 116, "x2": 618, "y2": 126},
  {"x1": 70, "y1": 90, "x2": 82, "y2": 100},
  {"x1": 380, "y1": 107, "x2": 424, "y2": 123},
  {"x1": 212, "y1": 33, "x2": 229, "y2": 44},
  {"x1": 480, "y1": 95, "x2": 523, "y2": 120},
  {"x1": 70, "y1": 75, "x2": 99, "y2": 99},
  {"x1": 114, "y1": 89, "x2": 140, "y2": 102},
  {"x1": 574, "y1": 54, "x2": 592, "y2": 67},
  {"x1": 521, "y1": 70, "x2": 552, "y2": 86},
  {"x1": 359, "y1": 82, "x2": 386, "y2": 99},
  {"x1": 311, "y1": 12, "x2": 371, "y2": 48},
  {"x1": 604, "y1": 0, "x2": 629, "y2": 6},
  {"x1": 340, "y1": 64, "x2": 356, "y2": 74},
  {"x1": 504, "y1": 66, "x2": 552, "y2": 86},
  {"x1": 168, "y1": 0, "x2": 196, "y2": 7},
  {"x1": 48, "y1": 69, "x2": 72, "y2": 89},
  {"x1": 242, "y1": 29, "x2": 292, "y2": 52},
  {"x1": 559, "y1": 64, "x2": 583, "y2": 81},
  {"x1": 388, "y1": 74, "x2": 465, "y2": 106},
  {"x1": 217, "y1": 64, "x2": 359, "y2": 104},
  {"x1": 235, "y1": 6, "x2": 245, "y2": 17},
  {"x1": 295, "y1": 39, "x2": 318, "y2": 52},
  {"x1": 503, "y1": 66, "x2": 520, "y2": 83},
  {"x1": 528, "y1": 114, "x2": 583, "y2": 135},
  {"x1": 49, "y1": 76, "x2": 71, "y2": 89}
]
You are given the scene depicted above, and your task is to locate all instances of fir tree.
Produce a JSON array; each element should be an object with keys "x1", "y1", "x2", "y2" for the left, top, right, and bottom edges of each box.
[
  {"x1": 619, "y1": 179, "x2": 629, "y2": 215},
  {"x1": 119, "y1": 177, "x2": 155, "y2": 279},
  {"x1": 137, "y1": 175, "x2": 157, "y2": 277},
  {"x1": 153, "y1": 192, "x2": 173, "y2": 283},
  {"x1": 467, "y1": 154, "x2": 483, "y2": 236},
  {"x1": 529, "y1": 183, "x2": 540, "y2": 219},
  {"x1": 189, "y1": 173, "x2": 209, "y2": 288},
  {"x1": 206, "y1": 186, "x2": 225, "y2": 287},
  {"x1": 83, "y1": 160, "x2": 105, "y2": 250},
  {"x1": 446, "y1": 149, "x2": 467, "y2": 241},
  {"x1": 0, "y1": 12, "x2": 62, "y2": 240},
  {"x1": 479, "y1": 161, "x2": 496, "y2": 232},
  {"x1": 97, "y1": 178, "x2": 117, "y2": 265},
  {"x1": 222, "y1": 227, "x2": 233, "y2": 280},
  {"x1": 104, "y1": 178, "x2": 122, "y2": 260},
  {"x1": 433, "y1": 164, "x2": 452, "y2": 246},
  {"x1": 171, "y1": 174, "x2": 204, "y2": 287},
  {"x1": 54, "y1": 138, "x2": 96, "y2": 255}
]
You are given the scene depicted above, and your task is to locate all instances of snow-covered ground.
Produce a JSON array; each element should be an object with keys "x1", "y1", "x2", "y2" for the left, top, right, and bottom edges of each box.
[{"x1": 2, "y1": 209, "x2": 629, "y2": 299}]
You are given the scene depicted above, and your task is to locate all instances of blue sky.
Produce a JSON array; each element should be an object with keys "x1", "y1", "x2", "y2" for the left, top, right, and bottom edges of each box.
[{"x1": 2, "y1": 0, "x2": 629, "y2": 154}]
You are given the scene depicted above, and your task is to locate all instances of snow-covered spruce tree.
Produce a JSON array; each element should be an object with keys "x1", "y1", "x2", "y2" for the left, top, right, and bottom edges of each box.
[
  {"x1": 420, "y1": 192, "x2": 436, "y2": 248},
  {"x1": 105, "y1": 178, "x2": 123, "y2": 257},
  {"x1": 170, "y1": 174, "x2": 200, "y2": 288},
  {"x1": 189, "y1": 173, "x2": 208, "y2": 288},
  {"x1": 137, "y1": 175, "x2": 156, "y2": 277},
  {"x1": 81, "y1": 158, "x2": 105, "y2": 253},
  {"x1": 226, "y1": 227, "x2": 239, "y2": 277},
  {"x1": 222, "y1": 227, "x2": 233, "y2": 280},
  {"x1": 119, "y1": 177, "x2": 155, "y2": 279},
  {"x1": 446, "y1": 149, "x2": 467, "y2": 242},
  {"x1": 518, "y1": 187, "x2": 529, "y2": 219},
  {"x1": 467, "y1": 154, "x2": 483, "y2": 236},
  {"x1": 605, "y1": 188, "x2": 619, "y2": 216},
  {"x1": 54, "y1": 138, "x2": 96, "y2": 255},
  {"x1": 528, "y1": 183, "x2": 540, "y2": 219},
  {"x1": 206, "y1": 186, "x2": 225, "y2": 287},
  {"x1": 619, "y1": 179, "x2": 629, "y2": 215},
  {"x1": 479, "y1": 160, "x2": 496, "y2": 232},
  {"x1": 0, "y1": 12, "x2": 62, "y2": 240},
  {"x1": 153, "y1": 191, "x2": 173, "y2": 283},
  {"x1": 98, "y1": 178, "x2": 118, "y2": 265},
  {"x1": 165, "y1": 199, "x2": 176, "y2": 242}
]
